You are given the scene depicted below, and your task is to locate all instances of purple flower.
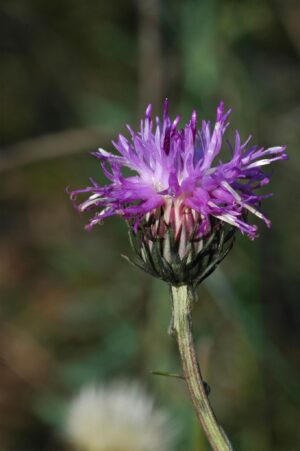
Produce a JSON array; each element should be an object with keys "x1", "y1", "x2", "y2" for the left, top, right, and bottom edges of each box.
[{"x1": 70, "y1": 100, "x2": 287, "y2": 241}]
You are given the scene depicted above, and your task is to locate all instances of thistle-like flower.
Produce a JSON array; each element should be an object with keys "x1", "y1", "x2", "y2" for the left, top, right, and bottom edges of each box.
[
  {"x1": 70, "y1": 100, "x2": 286, "y2": 285},
  {"x1": 69, "y1": 101, "x2": 287, "y2": 450},
  {"x1": 65, "y1": 382, "x2": 175, "y2": 451}
]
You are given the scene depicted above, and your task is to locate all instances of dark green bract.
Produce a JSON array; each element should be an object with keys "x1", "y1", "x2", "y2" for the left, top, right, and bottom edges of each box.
[{"x1": 124, "y1": 220, "x2": 235, "y2": 287}]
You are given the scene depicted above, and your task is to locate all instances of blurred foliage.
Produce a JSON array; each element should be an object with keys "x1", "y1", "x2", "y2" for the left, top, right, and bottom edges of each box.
[{"x1": 0, "y1": 0, "x2": 300, "y2": 450}]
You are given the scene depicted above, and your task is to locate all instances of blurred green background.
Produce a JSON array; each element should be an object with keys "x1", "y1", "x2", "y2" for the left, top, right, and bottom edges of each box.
[{"x1": 0, "y1": 0, "x2": 299, "y2": 450}]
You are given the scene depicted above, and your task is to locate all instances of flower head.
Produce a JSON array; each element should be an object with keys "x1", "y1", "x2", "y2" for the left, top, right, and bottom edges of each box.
[
  {"x1": 71, "y1": 100, "x2": 286, "y2": 240},
  {"x1": 70, "y1": 100, "x2": 287, "y2": 285},
  {"x1": 65, "y1": 382, "x2": 175, "y2": 451}
]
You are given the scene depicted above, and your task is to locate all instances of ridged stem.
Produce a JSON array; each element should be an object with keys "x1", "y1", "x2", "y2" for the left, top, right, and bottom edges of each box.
[{"x1": 170, "y1": 285, "x2": 233, "y2": 451}]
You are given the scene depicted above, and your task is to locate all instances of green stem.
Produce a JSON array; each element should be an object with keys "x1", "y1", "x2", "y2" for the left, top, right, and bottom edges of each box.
[{"x1": 170, "y1": 285, "x2": 233, "y2": 451}]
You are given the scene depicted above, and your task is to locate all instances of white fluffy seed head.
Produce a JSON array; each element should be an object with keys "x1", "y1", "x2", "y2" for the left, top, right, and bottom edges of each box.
[{"x1": 65, "y1": 381, "x2": 175, "y2": 451}]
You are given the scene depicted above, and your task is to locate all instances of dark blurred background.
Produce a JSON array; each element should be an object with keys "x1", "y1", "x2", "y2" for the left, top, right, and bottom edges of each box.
[{"x1": 0, "y1": 0, "x2": 299, "y2": 450}]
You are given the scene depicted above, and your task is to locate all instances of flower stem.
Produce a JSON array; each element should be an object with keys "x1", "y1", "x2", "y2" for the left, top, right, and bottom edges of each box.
[{"x1": 170, "y1": 285, "x2": 233, "y2": 451}]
